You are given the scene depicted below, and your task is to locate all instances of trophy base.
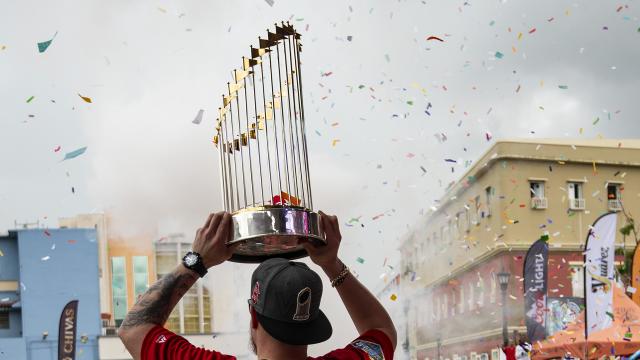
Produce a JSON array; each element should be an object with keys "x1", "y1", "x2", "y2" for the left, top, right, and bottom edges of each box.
[{"x1": 228, "y1": 206, "x2": 325, "y2": 263}]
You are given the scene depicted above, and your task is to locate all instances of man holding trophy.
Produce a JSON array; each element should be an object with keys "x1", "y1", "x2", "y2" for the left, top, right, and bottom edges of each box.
[
  {"x1": 118, "y1": 22, "x2": 397, "y2": 359},
  {"x1": 118, "y1": 212, "x2": 396, "y2": 360}
]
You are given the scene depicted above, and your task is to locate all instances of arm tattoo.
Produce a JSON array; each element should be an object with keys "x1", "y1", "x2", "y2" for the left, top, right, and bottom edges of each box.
[{"x1": 120, "y1": 270, "x2": 195, "y2": 329}]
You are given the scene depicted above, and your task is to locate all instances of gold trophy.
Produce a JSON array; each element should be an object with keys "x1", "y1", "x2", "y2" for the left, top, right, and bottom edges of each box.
[{"x1": 213, "y1": 22, "x2": 325, "y2": 263}]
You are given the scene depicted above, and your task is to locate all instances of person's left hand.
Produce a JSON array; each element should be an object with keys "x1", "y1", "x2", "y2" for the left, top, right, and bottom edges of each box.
[{"x1": 193, "y1": 212, "x2": 237, "y2": 268}]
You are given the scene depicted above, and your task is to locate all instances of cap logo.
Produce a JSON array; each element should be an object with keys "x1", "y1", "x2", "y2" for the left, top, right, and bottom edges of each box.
[
  {"x1": 251, "y1": 282, "x2": 261, "y2": 304},
  {"x1": 293, "y1": 287, "x2": 311, "y2": 321}
]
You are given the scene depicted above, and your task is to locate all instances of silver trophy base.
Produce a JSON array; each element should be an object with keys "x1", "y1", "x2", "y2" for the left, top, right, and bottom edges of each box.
[{"x1": 228, "y1": 206, "x2": 325, "y2": 263}]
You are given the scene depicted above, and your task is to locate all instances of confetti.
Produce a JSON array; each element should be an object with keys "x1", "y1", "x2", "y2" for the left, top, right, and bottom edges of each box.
[
  {"x1": 53, "y1": 146, "x2": 61, "y2": 152},
  {"x1": 558, "y1": 85, "x2": 568, "y2": 90},
  {"x1": 44, "y1": 230, "x2": 51, "y2": 237},
  {"x1": 0, "y1": 249, "x2": 3, "y2": 256},
  {"x1": 26, "y1": 96, "x2": 35, "y2": 103},
  {"x1": 192, "y1": 109, "x2": 204, "y2": 124},
  {"x1": 264, "y1": 0, "x2": 274, "y2": 6},
  {"x1": 390, "y1": 294, "x2": 397, "y2": 301},
  {"x1": 331, "y1": 139, "x2": 340, "y2": 147},
  {"x1": 627, "y1": 286, "x2": 636, "y2": 294},
  {"x1": 37, "y1": 31, "x2": 58, "y2": 53},
  {"x1": 426, "y1": 36, "x2": 444, "y2": 42},
  {"x1": 62, "y1": 146, "x2": 88, "y2": 161},
  {"x1": 356, "y1": 257, "x2": 365, "y2": 264},
  {"x1": 494, "y1": 51, "x2": 504, "y2": 59},
  {"x1": 528, "y1": 28, "x2": 537, "y2": 34},
  {"x1": 41, "y1": 256, "x2": 50, "y2": 261},
  {"x1": 78, "y1": 94, "x2": 92, "y2": 103}
]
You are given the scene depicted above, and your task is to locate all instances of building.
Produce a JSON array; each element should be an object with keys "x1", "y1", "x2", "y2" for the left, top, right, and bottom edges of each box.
[
  {"x1": 0, "y1": 228, "x2": 101, "y2": 359},
  {"x1": 59, "y1": 214, "x2": 157, "y2": 333},
  {"x1": 400, "y1": 139, "x2": 640, "y2": 360},
  {"x1": 376, "y1": 272, "x2": 410, "y2": 360},
  {"x1": 155, "y1": 233, "x2": 213, "y2": 334}
]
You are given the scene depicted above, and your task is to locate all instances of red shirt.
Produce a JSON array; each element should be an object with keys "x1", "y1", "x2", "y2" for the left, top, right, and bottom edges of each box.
[{"x1": 142, "y1": 325, "x2": 393, "y2": 360}]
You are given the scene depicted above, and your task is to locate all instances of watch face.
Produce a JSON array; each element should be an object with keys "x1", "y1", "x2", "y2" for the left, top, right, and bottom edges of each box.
[{"x1": 185, "y1": 254, "x2": 198, "y2": 266}]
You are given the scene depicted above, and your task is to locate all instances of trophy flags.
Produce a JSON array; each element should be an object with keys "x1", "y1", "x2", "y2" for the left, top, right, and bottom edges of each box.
[
  {"x1": 584, "y1": 212, "x2": 618, "y2": 338},
  {"x1": 523, "y1": 235, "x2": 549, "y2": 342},
  {"x1": 58, "y1": 300, "x2": 79, "y2": 360}
]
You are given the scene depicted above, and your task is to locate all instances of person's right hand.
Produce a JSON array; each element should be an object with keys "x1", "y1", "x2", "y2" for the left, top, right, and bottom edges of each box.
[{"x1": 302, "y1": 211, "x2": 341, "y2": 269}]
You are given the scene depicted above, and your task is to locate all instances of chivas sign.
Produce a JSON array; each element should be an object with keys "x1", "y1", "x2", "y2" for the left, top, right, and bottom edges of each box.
[
  {"x1": 58, "y1": 300, "x2": 78, "y2": 360},
  {"x1": 524, "y1": 237, "x2": 548, "y2": 342}
]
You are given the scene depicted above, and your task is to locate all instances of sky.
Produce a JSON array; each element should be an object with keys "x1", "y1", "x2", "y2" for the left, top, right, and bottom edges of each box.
[{"x1": 2, "y1": 0, "x2": 640, "y2": 356}]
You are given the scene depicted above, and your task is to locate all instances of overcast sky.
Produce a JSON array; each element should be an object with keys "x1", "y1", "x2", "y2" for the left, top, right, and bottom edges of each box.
[{"x1": 2, "y1": 0, "x2": 640, "y2": 355}]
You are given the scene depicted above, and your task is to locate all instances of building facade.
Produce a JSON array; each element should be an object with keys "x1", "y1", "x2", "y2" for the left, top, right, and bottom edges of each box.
[
  {"x1": 59, "y1": 214, "x2": 157, "y2": 333},
  {"x1": 155, "y1": 233, "x2": 213, "y2": 334},
  {"x1": 400, "y1": 139, "x2": 640, "y2": 360},
  {"x1": 0, "y1": 229, "x2": 101, "y2": 359}
]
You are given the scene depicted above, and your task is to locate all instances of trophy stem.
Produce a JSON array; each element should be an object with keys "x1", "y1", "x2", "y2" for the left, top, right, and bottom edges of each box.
[
  {"x1": 274, "y1": 42, "x2": 293, "y2": 204},
  {"x1": 267, "y1": 50, "x2": 285, "y2": 201},
  {"x1": 258, "y1": 58, "x2": 275, "y2": 203},
  {"x1": 227, "y1": 83, "x2": 242, "y2": 210},
  {"x1": 249, "y1": 61, "x2": 266, "y2": 206},
  {"x1": 281, "y1": 31, "x2": 301, "y2": 206},
  {"x1": 241, "y1": 71, "x2": 257, "y2": 207},
  {"x1": 231, "y1": 75, "x2": 249, "y2": 208},
  {"x1": 294, "y1": 35, "x2": 313, "y2": 210},
  {"x1": 286, "y1": 31, "x2": 307, "y2": 209}
]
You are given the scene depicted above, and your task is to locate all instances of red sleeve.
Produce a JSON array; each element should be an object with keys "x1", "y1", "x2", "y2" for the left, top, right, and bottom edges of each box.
[
  {"x1": 314, "y1": 329, "x2": 394, "y2": 360},
  {"x1": 141, "y1": 325, "x2": 236, "y2": 360}
]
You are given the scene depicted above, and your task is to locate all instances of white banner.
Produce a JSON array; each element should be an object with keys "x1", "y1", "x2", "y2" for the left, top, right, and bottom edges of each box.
[{"x1": 585, "y1": 212, "x2": 618, "y2": 337}]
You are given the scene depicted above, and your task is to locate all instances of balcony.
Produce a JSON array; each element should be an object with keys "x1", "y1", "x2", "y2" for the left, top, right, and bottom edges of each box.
[
  {"x1": 569, "y1": 198, "x2": 586, "y2": 210},
  {"x1": 531, "y1": 197, "x2": 548, "y2": 209},
  {"x1": 608, "y1": 199, "x2": 622, "y2": 212}
]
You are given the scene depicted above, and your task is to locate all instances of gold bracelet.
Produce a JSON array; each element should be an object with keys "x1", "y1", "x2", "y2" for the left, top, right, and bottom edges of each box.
[{"x1": 330, "y1": 262, "x2": 350, "y2": 288}]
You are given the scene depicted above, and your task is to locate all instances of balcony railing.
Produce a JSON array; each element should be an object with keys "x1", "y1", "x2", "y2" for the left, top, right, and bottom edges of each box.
[
  {"x1": 608, "y1": 199, "x2": 622, "y2": 211},
  {"x1": 531, "y1": 197, "x2": 548, "y2": 209},
  {"x1": 569, "y1": 198, "x2": 586, "y2": 210}
]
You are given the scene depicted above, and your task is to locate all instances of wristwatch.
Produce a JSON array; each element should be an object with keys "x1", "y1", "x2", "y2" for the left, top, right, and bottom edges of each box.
[{"x1": 182, "y1": 251, "x2": 208, "y2": 278}]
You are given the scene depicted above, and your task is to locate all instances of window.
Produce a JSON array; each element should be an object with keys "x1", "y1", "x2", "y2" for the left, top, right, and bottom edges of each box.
[
  {"x1": 468, "y1": 282, "x2": 474, "y2": 311},
  {"x1": 530, "y1": 181, "x2": 545, "y2": 198},
  {"x1": 490, "y1": 274, "x2": 497, "y2": 304},
  {"x1": 530, "y1": 181, "x2": 548, "y2": 209},
  {"x1": 111, "y1": 257, "x2": 128, "y2": 327},
  {"x1": 451, "y1": 289, "x2": 456, "y2": 317},
  {"x1": 0, "y1": 312, "x2": 9, "y2": 329},
  {"x1": 443, "y1": 293, "x2": 448, "y2": 319},
  {"x1": 435, "y1": 296, "x2": 440, "y2": 321},
  {"x1": 485, "y1": 187, "x2": 493, "y2": 217},
  {"x1": 133, "y1": 256, "x2": 149, "y2": 300},
  {"x1": 568, "y1": 182, "x2": 585, "y2": 210},
  {"x1": 570, "y1": 264, "x2": 584, "y2": 298},
  {"x1": 459, "y1": 286, "x2": 465, "y2": 314},
  {"x1": 607, "y1": 183, "x2": 622, "y2": 211},
  {"x1": 477, "y1": 275, "x2": 485, "y2": 307},
  {"x1": 474, "y1": 196, "x2": 481, "y2": 225},
  {"x1": 465, "y1": 207, "x2": 471, "y2": 231}
]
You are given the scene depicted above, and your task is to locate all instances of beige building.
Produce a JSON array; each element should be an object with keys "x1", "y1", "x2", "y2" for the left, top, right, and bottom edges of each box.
[{"x1": 400, "y1": 139, "x2": 640, "y2": 360}]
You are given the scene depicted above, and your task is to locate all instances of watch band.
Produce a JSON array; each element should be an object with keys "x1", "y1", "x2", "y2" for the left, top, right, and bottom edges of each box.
[{"x1": 182, "y1": 251, "x2": 208, "y2": 278}]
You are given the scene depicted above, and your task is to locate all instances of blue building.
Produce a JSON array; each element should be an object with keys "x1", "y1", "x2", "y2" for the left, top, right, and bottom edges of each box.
[{"x1": 0, "y1": 229, "x2": 101, "y2": 359}]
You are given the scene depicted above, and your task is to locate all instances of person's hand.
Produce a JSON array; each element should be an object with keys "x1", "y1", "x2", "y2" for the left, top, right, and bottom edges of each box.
[
  {"x1": 193, "y1": 212, "x2": 237, "y2": 268},
  {"x1": 302, "y1": 211, "x2": 341, "y2": 269}
]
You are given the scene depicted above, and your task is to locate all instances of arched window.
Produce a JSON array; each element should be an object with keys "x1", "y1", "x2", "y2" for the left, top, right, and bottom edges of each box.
[{"x1": 468, "y1": 282, "x2": 474, "y2": 311}]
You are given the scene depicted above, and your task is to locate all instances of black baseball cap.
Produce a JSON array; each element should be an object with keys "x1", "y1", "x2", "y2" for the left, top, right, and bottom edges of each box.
[{"x1": 249, "y1": 258, "x2": 332, "y2": 345}]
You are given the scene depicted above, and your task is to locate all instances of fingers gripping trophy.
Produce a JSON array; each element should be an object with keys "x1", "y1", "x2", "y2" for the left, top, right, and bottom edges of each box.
[{"x1": 212, "y1": 22, "x2": 326, "y2": 262}]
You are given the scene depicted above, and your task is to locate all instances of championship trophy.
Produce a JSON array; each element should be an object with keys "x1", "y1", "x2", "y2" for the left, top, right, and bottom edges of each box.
[{"x1": 213, "y1": 22, "x2": 325, "y2": 263}]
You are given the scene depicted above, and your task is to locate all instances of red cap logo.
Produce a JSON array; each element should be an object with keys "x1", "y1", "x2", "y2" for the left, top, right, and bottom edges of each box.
[{"x1": 251, "y1": 282, "x2": 261, "y2": 304}]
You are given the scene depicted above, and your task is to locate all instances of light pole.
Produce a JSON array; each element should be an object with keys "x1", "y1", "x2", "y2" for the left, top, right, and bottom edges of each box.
[
  {"x1": 497, "y1": 271, "x2": 511, "y2": 347},
  {"x1": 436, "y1": 334, "x2": 442, "y2": 360}
]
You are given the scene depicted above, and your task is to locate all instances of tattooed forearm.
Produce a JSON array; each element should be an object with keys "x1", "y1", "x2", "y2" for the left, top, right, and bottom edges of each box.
[{"x1": 120, "y1": 266, "x2": 197, "y2": 329}]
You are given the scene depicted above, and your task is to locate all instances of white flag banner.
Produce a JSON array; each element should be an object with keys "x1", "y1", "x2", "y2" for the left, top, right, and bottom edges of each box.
[{"x1": 585, "y1": 212, "x2": 618, "y2": 337}]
